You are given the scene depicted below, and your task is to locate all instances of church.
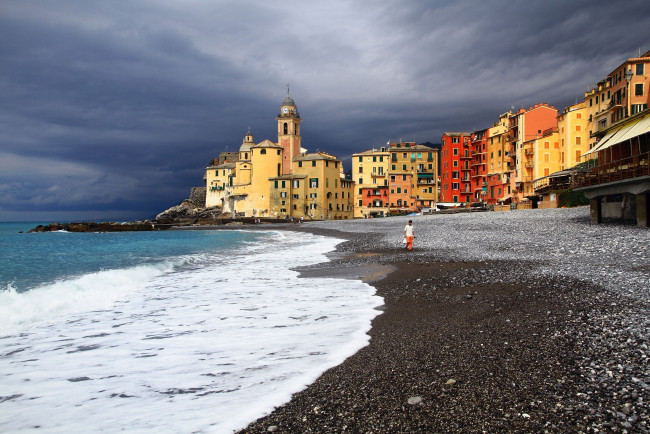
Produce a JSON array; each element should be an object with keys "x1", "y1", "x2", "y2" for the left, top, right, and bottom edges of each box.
[{"x1": 205, "y1": 91, "x2": 354, "y2": 220}]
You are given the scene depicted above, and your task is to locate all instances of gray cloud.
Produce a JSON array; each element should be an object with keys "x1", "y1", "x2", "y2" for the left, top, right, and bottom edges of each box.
[{"x1": 1, "y1": 0, "x2": 649, "y2": 220}]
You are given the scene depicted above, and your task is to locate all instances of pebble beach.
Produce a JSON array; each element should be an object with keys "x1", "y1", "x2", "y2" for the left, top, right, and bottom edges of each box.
[{"x1": 241, "y1": 206, "x2": 650, "y2": 433}]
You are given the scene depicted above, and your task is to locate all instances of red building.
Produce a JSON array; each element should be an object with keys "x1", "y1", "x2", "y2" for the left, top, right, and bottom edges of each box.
[{"x1": 440, "y1": 132, "x2": 472, "y2": 203}]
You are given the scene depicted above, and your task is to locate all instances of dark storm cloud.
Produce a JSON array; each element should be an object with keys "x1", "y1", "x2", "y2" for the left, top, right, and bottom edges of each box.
[{"x1": 1, "y1": 0, "x2": 649, "y2": 220}]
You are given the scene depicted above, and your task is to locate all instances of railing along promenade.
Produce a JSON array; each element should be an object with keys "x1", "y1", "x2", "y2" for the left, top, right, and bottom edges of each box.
[{"x1": 572, "y1": 151, "x2": 650, "y2": 188}]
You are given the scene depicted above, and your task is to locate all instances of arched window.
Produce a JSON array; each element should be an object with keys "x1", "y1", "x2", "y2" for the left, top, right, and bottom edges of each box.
[
  {"x1": 295, "y1": 125, "x2": 299, "y2": 135},
  {"x1": 277, "y1": 164, "x2": 281, "y2": 176},
  {"x1": 260, "y1": 149, "x2": 266, "y2": 155},
  {"x1": 283, "y1": 123, "x2": 288, "y2": 134},
  {"x1": 244, "y1": 153, "x2": 248, "y2": 160}
]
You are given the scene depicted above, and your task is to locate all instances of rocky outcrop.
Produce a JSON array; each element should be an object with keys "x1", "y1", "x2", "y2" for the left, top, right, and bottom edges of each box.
[
  {"x1": 155, "y1": 200, "x2": 223, "y2": 225},
  {"x1": 29, "y1": 221, "x2": 157, "y2": 233}
]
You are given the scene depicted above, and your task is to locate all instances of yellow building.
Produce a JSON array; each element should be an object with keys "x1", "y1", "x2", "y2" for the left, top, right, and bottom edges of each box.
[
  {"x1": 584, "y1": 79, "x2": 612, "y2": 150},
  {"x1": 205, "y1": 91, "x2": 352, "y2": 220},
  {"x1": 352, "y1": 147, "x2": 390, "y2": 218},
  {"x1": 205, "y1": 162, "x2": 235, "y2": 207},
  {"x1": 557, "y1": 102, "x2": 589, "y2": 170},
  {"x1": 521, "y1": 131, "x2": 561, "y2": 197}
]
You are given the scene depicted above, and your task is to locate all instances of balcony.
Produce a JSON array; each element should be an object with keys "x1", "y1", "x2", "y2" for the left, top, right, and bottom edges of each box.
[
  {"x1": 524, "y1": 148, "x2": 534, "y2": 156},
  {"x1": 573, "y1": 151, "x2": 650, "y2": 189},
  {"x1": 460, "y1": 153, "x2": 472, "y2": 159},
  {"x1": 524, "y1": 161, "x2": 533, "y2": 168},
  {"x1": 371, "y1": 172, "x2": 386, "y2": 177}
]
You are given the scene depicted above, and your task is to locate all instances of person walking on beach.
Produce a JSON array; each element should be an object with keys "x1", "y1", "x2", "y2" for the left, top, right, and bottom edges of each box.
[{"x1": 404, "y1": 220, "x2": 414, "y2": 251}]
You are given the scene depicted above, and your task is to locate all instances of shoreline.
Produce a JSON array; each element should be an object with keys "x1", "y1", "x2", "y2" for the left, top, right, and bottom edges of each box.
[{"x1": 240, "y1": 209, "x2": 649, "y2": 432}]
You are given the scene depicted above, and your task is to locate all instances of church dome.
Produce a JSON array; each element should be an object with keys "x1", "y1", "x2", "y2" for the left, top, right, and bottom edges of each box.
[
  {"x1": 239, "y1": 129, "x2": 254, "y2": 153},
  {"x1": 282, "y1": 95, "x2": 295, "y2": 106}
]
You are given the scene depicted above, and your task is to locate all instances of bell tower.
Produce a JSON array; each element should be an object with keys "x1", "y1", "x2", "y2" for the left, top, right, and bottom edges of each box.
[{"x1": 277, "y1": 87, "x2": 301, "y2": 175}]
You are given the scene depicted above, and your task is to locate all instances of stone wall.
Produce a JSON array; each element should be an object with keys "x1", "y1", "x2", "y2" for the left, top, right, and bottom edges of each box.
[
  {"x1": 190, "y1": 187, "x2": 206, "y2": 208},
  {"x1": 219, "y1": 152, "x2": 239, "y2": 164}
]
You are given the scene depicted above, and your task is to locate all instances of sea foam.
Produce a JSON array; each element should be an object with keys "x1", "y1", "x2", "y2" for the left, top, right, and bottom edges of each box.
[{"x1": 0, "y1": 230, "x2": 383, "y2": 433}]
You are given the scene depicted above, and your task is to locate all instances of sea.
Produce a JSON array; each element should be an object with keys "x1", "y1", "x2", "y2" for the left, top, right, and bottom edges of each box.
[{"x1": 0, "y1": 222, "x2": 383, "y2": 433}]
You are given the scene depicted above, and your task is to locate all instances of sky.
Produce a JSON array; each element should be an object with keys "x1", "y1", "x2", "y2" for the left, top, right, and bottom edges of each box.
[{"x1": 1, "y1": 0, "x2": 649, "y2": 222}]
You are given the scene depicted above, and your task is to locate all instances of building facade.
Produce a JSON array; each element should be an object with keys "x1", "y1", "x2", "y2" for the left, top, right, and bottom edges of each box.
[
  {"x1": 353, "y1": 141, "x2": 438, "y2": 216},
  {"x1": 440, "y1": 132, "x2": 472, "y2": 203},
  {"x1": 205, "y1": 92, "x2": 353, "y2": 220}
]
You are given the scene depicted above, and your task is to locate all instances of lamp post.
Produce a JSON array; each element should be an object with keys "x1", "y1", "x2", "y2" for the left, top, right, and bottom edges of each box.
[{"x1": 625, "y1": 68, "x2": 634, "y2": 118}]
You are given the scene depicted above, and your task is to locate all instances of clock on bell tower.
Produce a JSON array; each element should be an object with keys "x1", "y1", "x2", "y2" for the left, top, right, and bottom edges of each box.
[{"x1": 277, "y1": 87, "x2": 301, "y2": 175}]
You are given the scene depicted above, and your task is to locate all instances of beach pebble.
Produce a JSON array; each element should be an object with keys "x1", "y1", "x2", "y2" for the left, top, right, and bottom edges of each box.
[
  {"x1": 407, "y1": 396, "x2": 422, "y2": 405},
  {"x1": 267, "y1": 425, "x2": 278, "y2": 432},
  {"x1": 445, "y1": 379, "x2": 457, "y2": 385}
]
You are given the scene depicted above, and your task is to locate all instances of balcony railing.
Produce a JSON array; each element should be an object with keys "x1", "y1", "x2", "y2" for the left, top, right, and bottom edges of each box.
[
  {"x1": 573, "y1": 152, "x2": 650, "y2": 189},
  {"x1": 525, "y1": 161, "x2": 533, "y2": 168},
  {"x1": 524, "y1": 148, "x2": 534, "y2": 155}
]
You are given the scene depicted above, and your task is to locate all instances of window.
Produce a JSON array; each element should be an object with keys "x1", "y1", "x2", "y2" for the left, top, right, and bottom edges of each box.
[
  {"x1": 293, "y1": 194, "x2": 299, "y2": 199},
  {"x1": 359, "y1": 200, "x2": 363, "y2": 206},
  {"x1": 359, "y1": 156, "x2": 363, "y2": 162},
  {"x1": 452, "y1": 171, "x2": 459, "y2": 179},
  {"x1": 293, "y1": 180, "x2": 299, "y2": 188},
  {"x1": 310, "y1": 178, "x2": 319, "y2": 188},
  {"x1": 453, "y1": 160, "x2": 458, "y2": 167},
  {"x1": 576, "y1": 125, "x2": 581, "y2": 132},
  {"x1": 544, "y1": 141, "x2": 550, "y2": 149},
  {"x1": 576, "y1": 137, "x2": 581, "y2": 145},
  {"x1": 576, "y1": 150, "x2": 581, "y2": 160},
  {"x1": 397, "y1": 187, "x2": 401, "y2": 193},
  {"x1": 402, "y1": 153, "x2": 407, "y2": 158},
  {"x1": 358, "y1": 178, "x2": 363, "y2": 184},
  {"x1": 283, "y1": 123, "x2": 288, "y2": 134},
  {"x1": 312, "y1": 161, "x2": 316, "y2": 167},
  {"x1": 452, "y1": 183, "x2": 459, "y2": 190},
  {"x1": 298, "y1": 161, "x2": 302, "y2": 167},
  {"x1": 636, "y1": 83, "x2": 644, "y2": 96},
  {"x1": 281, "y1": 181, "x2": 286, "y2": 188},
  {"x1": 453, "y1": 148, "x2": 458, "y2": 156},
  {"x1": 402, "y1": 164, "x2": 407, "y2": 170},
  {"x1": 391, "y1": 164, "x2": 396, "y2": 170},
  {"x1": 359, "y1": 166, "x2": 363, "y2": 173},
  {"x1": 373, "y1": 156, "x2": 377, "y2": 162},
  {"x1": 310, "y1": 193, "x2": 317, "y2": 198},
  {"x1": 274, "y1": 180, "x2": 278, "y2": 188},
  {"x1": 402, "y1": 175, "x2": 407, "y2": 181},
  {"x1": 577, "y1": 112, "x2": 582, "y2": 119},
  {"x1": 637, "y1": 63, "x2": 644, "y2": 75},
  {"x1": 498, "y1": 150, "x2": 501, "y2": 157},
  {"x1": 544, "y1": 168, "x2": 550, "y2": 176},
  {"x1": 452, "y1": 137, "x2": 459, "y2": 143},
  {"x1": 544, "y1": 153, "x2": 550, "y2": 162},
  {"x1": 280, "y1": 191, "x2": 287, "y2": 198}
]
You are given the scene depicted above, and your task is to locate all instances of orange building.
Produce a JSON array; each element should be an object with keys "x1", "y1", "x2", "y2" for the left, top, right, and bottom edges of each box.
[{"x1": 506, "y1": 104, "x2": 558, "y2": 202}]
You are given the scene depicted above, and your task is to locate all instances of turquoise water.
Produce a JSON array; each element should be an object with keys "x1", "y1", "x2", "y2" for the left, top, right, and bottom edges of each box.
[{"x1": 0, "y1": 222, "x2": 265, "y2": 292}]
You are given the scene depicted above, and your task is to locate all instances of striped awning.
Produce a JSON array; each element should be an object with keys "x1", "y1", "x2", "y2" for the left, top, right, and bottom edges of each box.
[{"x1": 585, "y1": 114, "x2": 650, "y2": 156}]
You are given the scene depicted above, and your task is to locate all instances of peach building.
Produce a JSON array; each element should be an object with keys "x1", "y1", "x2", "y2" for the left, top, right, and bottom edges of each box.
[{"x1": 506, "y1": 103, "x2": 558, "y2": 202}]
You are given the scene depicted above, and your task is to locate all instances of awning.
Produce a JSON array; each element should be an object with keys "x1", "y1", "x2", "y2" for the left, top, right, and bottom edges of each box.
[{"x1": 585, "y1": 114, "x2": 650, "y2": 156}]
